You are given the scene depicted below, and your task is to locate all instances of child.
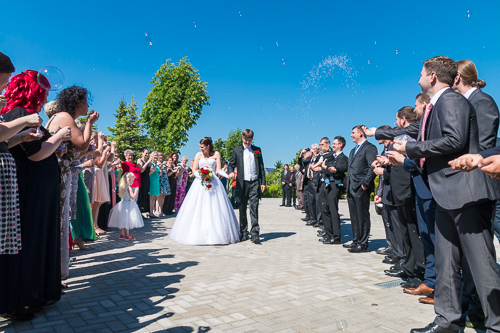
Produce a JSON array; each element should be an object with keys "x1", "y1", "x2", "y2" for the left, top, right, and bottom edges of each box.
[
  {"x1": 320, "y1": 145, "x2": 334, "y2": 188},
  {"x1": 108, "y1": 172, "x2": 144, "y2": 240}
]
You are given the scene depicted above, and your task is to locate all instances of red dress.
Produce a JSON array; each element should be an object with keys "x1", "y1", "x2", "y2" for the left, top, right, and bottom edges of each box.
[{"x1": 121, "y1": 161, "x2": 141, "y2": 188}]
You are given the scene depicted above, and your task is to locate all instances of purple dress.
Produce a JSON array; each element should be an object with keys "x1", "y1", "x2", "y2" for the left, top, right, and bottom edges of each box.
[{"x1": 174, "y1": 166, "x2": 188, "y2": 211}]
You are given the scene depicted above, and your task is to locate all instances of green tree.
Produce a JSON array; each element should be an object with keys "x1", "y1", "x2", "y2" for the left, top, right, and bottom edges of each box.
[
  {"x1": 274, "y1": 160, "x2": 283, "y2": 169},
  {"x1": 141, "y1": 57, "x2": 210, "y2": 153},
  {"x1": 212, "y1": 128, "x2": 243, "y2": 162},
  {"x1": 108, "y1": 97, "x2": 148, "y2": 158}
]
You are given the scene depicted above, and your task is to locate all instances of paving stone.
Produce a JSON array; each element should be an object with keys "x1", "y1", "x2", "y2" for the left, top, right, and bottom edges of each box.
[{"x1": 4, "y1": 199, "x2": 498, "y2": 332}]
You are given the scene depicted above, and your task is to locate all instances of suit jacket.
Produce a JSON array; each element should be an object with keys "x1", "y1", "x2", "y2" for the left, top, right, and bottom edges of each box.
[
  {"x1": 295, "y1": 171, "x2": 303, "y2": 190},
  {"x1": 346, "y1": 140, "x2": 378, "y2": 197},
  {"x1": 405, "y1": 89, "x2": 499, "y2": 209},
  {"x1": 323, "y1": 151, "x2": 348, "y2": 185},
  {"x1": 228, "y1": 145, "x2": 266, "y2": 199},
  {"x1": 468, "y1": 89, "x2": 499, "y2": 151}
]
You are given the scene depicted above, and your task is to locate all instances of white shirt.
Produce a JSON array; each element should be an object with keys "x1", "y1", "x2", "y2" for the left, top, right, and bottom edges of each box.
[
  {"x1": 464, "y1": 87, "x2": 478, "y2": 99},
  {"x1": 243, "y1": 144, "x2": 257, "y2": 181},
  {"x1": 429, "y1": 87, "x2": 450, "y2": 106}
]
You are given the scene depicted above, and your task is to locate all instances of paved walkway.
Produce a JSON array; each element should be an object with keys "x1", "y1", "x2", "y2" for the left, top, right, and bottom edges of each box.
[{"x1": 1, "y1": 199, "x2": 493, "y2": 333}]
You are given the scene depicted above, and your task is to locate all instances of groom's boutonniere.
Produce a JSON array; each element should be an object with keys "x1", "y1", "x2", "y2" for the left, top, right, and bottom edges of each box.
[{"x1": 253, "y1": 150, "x2": 261, "y2": 158}]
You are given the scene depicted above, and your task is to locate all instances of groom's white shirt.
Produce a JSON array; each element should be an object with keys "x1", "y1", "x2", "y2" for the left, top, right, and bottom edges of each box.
[{"x1": 243, "y1": 144, "x2": 258, "y2": 181}]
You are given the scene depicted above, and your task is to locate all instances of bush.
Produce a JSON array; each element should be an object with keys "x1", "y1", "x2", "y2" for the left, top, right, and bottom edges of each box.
[{"x1": 262, "y1": 184, "x2": 282, "y2": 198}]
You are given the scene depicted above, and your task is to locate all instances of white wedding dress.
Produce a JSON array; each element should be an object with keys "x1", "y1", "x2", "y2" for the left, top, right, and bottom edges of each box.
[{"x1": 168, "y1": 158, "x2": 240, "y2": 245}]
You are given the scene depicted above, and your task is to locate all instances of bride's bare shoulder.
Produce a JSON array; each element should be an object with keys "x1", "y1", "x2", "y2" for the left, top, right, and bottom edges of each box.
[{"x1": 213, "y1": 151, "x2": 221, "y2": 158}]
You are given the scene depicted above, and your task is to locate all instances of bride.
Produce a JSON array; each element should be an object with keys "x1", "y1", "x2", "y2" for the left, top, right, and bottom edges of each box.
[{"x1": 168, "y1": 137, "x2": 240, "y2": 245}]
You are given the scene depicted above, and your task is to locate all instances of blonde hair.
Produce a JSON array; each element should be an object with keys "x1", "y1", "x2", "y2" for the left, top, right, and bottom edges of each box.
[
  {"x1": 44, "y1": 100, "x2": 59, "y2": 118},
  {"x1": 118, "y1": 172, "x2": 134, "y2": 198}
]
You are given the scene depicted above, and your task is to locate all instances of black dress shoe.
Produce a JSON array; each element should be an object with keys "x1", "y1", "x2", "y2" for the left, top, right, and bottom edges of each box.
[
  {"x1": 301, "y1": 217, "x2": 309, "y2": 221},
  {"x1": 285, "y1": 205, "x2": 292, "y2": 207},
  {"x1": 410, "y1": 323, "x2": 459, "y2": 333},
  {"x1": 389, "y1": 262, "x2": 402, "y2": 271},
  {"x1": 312, "y1": 222, "x2": 322, "y2": 228},
  {"x1": 306, "y1": 220, "x2": 316, "y2": 226},
  {"x1": 400, "y1": 277, "x2": 423, "y2": 289},
  {"x1": 384, "y1": 269, "x2": 410, "y2": 278},
  {"x1": 319, "y1": 236, "x2": 329, "y2": 242},
  {"x1": 317, "y1": 231, "x2": 326, "y2": 237},
  {"x1": 250, "y1": 235, "x2": 260, "y2": 243},
  {"x1": 240, "y1": 233, "x2": 249, "y2": 242},
  {"x1": 323, "y1": 238, "x2": 342, "y2": 245},
  {"x1": 342, "y1": 242, "x2": 356, "y2": 248},
  {"x1": 279, "y1": 204, "x2": 285, "y2": 207},
  {"x1": 382, "y1": 257, "x2": 400, "y2": 264},
  {"x1": 348, "y1": 245, "x2": 368, "y2": 253},
  {"x1": 376, "y1": 247, "x2": 393, "y2": 255}
]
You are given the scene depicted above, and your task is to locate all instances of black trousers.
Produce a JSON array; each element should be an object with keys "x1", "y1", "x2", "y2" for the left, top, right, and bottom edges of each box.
[
  {"x1": 381, "y1": 203, "x2": 404, "y2": 259},
  {"x1": 282, "y1": 185, "x2": 286, "y2": 205},
  {"x1": 319, "y1": 184, "x2": 341, "y2": 240},
  {"x1": 239, "y1": 180, "x2": 260, "y2": 236},
  {"x1": 347, "y1": 191, "x2": 371, "y2": 246},
  {"x1": 283, "y1": 185, "x2": 292, "y2": 206},
  {"x1": 397, "y1": 201, "x2": 425, "y2": 278},
  {"x1": 433, "y1": 201, "x2": 500, "y2": 331},
  {"x1": 291, "y1": 187, "x2": 296, "y2": 206},
  {"x1": 306, "y1": 179, "x2": 318, "y2": 222}
]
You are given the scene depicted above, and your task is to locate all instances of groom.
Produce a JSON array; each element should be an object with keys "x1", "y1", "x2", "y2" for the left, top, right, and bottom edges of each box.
[{"x1": 228, "y1": 129, "x2": 266, "y2": 243}]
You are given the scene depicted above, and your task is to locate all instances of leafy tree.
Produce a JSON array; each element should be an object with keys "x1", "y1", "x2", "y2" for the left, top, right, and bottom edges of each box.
[
  {"x1": 212, "y1": 128, "x2": 243, "y2": 162},
  {"x1": 78, "y1": 110, "x2": 98, "y2": 130},
  {"x1": 142, "y1": 57, "x2": 210, "y2": 153},
  {"x1": 107, "y1": 97, "x2": 148, "y2": 158},
  {"x1": 274, "y1": 160, "x2": 283, "y2": 169}
]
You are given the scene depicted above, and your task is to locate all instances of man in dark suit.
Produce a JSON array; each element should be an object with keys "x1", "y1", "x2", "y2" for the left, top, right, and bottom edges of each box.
[
  {"x1": 288, "y1": 167, "x2": 296, "y2": 207},
  {"x1": 299, "y1": 144, "x2": 322, "y2": 226},
  {"x1": 382, "y1": 108, "x2": 425, "y2": 283},
  {"x1": 298, "y1": 149, "x2": 312, "y2": 221},
  {"x1": 280, "y1": 164, "x2": 291, "y2": 206},
  {"x1": 295, "y1": 164, "x2": 304, "y2": 209},
  {"x1": 390, "y1": 56, "x2": 500, "y2": 333},
  {"x1": 228, "y1": 129, "x2": 266, "y2": 243},
  {"x1": 318, "y1": 136, "x2": 348, "y2": 244},
  {"x1": 344, "y1": 125, "x2": 377, "y2": 253}
]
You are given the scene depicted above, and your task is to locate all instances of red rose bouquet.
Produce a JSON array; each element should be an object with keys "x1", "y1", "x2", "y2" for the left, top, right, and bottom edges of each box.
[
  {"x1": 253, "y1": 150, "x2": 261, "y2": 158},
  {"x1": 198, "y1": 166, "x2": 214, "y2": 190}
]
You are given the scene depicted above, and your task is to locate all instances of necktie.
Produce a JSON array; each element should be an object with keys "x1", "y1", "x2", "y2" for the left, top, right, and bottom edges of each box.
[
  {"x1": 420, "y1": 103, "x2": 434, "y2": 168},
  {"x1": 353, "y1": 144, "x2": 360, "y2": 157},
  {"x1": 308, "y1": 156, "x2": 315, "y2": 179},
  {"x1": 290, "y1": 173, "x2": 293, "y2": 181}
]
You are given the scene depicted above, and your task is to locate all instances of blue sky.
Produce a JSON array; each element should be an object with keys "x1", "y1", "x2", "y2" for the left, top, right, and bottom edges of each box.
[{"x1": 2, "y1": 0, "x2": 500, "y2": 166}]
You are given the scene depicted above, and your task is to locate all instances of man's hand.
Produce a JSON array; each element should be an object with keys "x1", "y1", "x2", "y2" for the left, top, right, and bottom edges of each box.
[
  {"x1": 480, "y1": 156, "x2": 500, "y2": 179},
  {"x1": 392, "y1": 140, "x2": 407, "y2": 154},
  {"x1": 374, "y1": 195, "x2": 382, "y2": 204},
  {"x1": 371, "y1": 160, "x2": 380, "y2": 168},
  {"x1": 373, "y1": 167, "x2": 384, "y2": 176},
  {"x1": 261, "y1": 185, "x2": 266, "y2": 193},
  {"x1": 313, "y1": 166, "x2": 322, "y2": 172},
  {"x1": 449, "y1": 153, "x2": 483, "y2": 172},
  {"x1": 289, "y1": 183, "x2": 292, "y2": 187},
  {"x1": 376, "y1": 155, "x2": 390, "y2": 166},
  {"x1": 281, "y1": 181, "x2": 285, "y2": 185},
  {"x1": 328, "y1": 166, "x2": 337, "y2": 173},
  {"x1": 111, "y1": 141, "x2": 117, "y2": 147},
  {"x1": 228, "y1": 172, "x2": 235, "y2": 179},
  {"x1": 361, "y1": 184, "x2": 367, "y2": 191},
  {"x1": 386, "y1": 151, "x2": 405, "y2": 166},
  {"x1": 364, "y1": 127, "x2": 377, "y2": 137}
]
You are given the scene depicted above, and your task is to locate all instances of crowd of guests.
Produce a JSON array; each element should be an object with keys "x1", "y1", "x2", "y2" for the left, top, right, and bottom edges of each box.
[
  {"x1": 288, "y1": 57, "x2": 500, "y2": 333},
  {"x1": 0, "y1": 51, "x2": 194, "y2": 321}
]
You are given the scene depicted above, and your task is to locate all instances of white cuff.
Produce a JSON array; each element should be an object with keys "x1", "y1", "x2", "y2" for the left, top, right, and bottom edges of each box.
[{"x1": 218, "y1": 170, "x2": 229, "y2": 179}]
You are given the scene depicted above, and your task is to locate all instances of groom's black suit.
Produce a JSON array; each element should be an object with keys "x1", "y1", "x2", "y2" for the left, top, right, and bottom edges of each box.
[{"x1": 228, "y1": 145, "x2": 266, "y2": 238}]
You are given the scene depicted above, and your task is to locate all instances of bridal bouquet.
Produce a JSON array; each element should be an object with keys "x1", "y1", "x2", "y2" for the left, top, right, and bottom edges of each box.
[{"x1": 199, "y1": 166, "x2": 214, "y2": 190}]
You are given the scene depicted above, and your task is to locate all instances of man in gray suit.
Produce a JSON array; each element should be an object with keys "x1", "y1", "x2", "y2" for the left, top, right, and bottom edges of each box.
[
  {"x1": 391, "y1": 56, "x2": 500, "y2": 333},
  {"x1": 294, "y1": 164, "x2": 304, "y2": 209},
  {"x1": 344, "y1": 125, "x2": 377, "y2": 253}
]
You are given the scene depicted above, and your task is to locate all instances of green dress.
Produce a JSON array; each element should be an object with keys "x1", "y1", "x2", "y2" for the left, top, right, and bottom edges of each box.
[
  {"x1": 71, "y1": 172, "x2": 97, "y2": 241},
  {"x1": 149, "y1": 165, "x2": 160, "y2": 196}
]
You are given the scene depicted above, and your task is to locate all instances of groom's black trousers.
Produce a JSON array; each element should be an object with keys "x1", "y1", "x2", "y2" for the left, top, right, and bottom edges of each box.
[
  {"x1": 319, "y1": 184, "x2": 341, "y2": 240},
  {"x1": 240, "y1": 180, "x2": 260, "y2": 236}
]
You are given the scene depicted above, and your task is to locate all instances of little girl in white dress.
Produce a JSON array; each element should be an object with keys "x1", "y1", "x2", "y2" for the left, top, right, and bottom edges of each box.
[{"x1": 108, "y1": 172, "x2": 144, "y2": 240}]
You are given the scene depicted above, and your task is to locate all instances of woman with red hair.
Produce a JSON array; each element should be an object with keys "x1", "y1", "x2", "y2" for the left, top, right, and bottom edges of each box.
[{"x1": 0, "y1": 69, "x2": 72, "y2": 320}]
